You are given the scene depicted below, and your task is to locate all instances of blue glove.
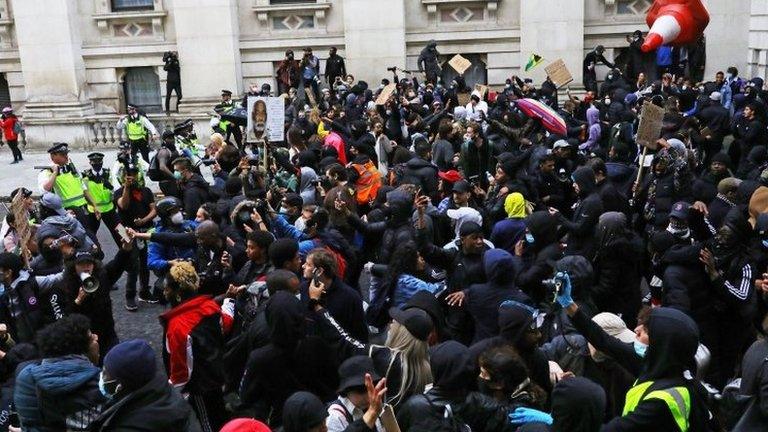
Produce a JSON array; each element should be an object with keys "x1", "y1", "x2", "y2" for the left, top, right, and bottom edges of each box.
[
  {"x1": 555, "y1": 271, "x2": 574, "y2": 308},
  {"x1": 508, "y1": 407, "x2": 553, "y2": 425}
]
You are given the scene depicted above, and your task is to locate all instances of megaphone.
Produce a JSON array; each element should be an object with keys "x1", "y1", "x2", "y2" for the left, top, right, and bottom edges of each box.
[{"x1": 80, "y1": 272, "x2": 100, "y2": 294}]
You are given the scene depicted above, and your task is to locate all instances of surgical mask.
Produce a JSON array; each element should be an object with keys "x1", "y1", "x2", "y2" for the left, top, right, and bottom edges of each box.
[
  {"x1": 98, "y1": 373, "x2": 119, "y2": 399},
  {"x1": 525, "y1": 233, "x2": 535, "y2": 243},
  {"x1": 170, "y1": 212, "x2": 184, "y2": 225},
  {"x1": 279, "y1": 206, "x2": 290, "y2": 214},
  {"x1": 173, "y1": 170, "x2": 183, "y2": 180},
  {"x1": 761, "y1": 239, "x2": 768, "y2": 249},
  {"x1": 682, "y1": 85, "x2": 688, "y2": 90},
  {"x1": 605, "y1": 98, "x2": 611, "y2": 105},
  {"x1": 633, "y1": 341, "x2": 648, "y2": 358}
]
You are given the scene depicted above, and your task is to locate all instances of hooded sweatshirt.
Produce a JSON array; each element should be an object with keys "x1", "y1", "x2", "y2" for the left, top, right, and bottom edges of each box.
[
  {"x1": 465, "y1": 249, "x2": 531, "y2": 343},
  {"x1": 490, "y1": 193, "x2": 527, "y2": 253},
  {"x1": 37, "y1": 215, "x2": 95, "y2": 253},
  {"x1": 560, "y1": 167, "x2": 603, "y2": 257},
  {"x1": 551, "y1": 377, "x2": 606, "y2": 432},
  {"x1": 299, "y1": 166, "x2": 319, "y2": 206},
  {"x1": 580, "y1": 107, "x2": 602, "y2": 151}
]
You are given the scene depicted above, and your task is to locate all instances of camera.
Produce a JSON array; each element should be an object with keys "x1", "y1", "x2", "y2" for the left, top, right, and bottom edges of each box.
[
  {"x1": 387, "y1": 66, "x2": 397, "y2": 72},
  {"x1": 542, "y1": 272, "x2": 567, "y2": 303},
  {"x1": 163, "y1": 51, "x2": 177, "y2": 63},
  {"x1": 310, "y1": 178, "x2": 322, "y2": 187}
]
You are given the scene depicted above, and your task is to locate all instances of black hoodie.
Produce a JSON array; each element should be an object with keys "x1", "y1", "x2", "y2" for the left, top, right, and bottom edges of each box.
[
  {"x1": 560, "y1": 167, "x2": 603, "y2": 257},
  {"x1": 516, "y1": 212, "x2": 563, "y2": 304},
  {"x1": 551, "y1": 377, "x2": 606, "y2": 432}
]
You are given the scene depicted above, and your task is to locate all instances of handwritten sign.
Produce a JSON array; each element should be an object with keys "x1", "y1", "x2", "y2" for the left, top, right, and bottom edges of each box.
[
  {"x1": 474, "y1": 83, "x2": 489, "y2": 98},
  {"x1": 635, "y1": 102, "x2": 665, "y2": 150},
  {"x1": 448, "y1": 54, "x2": 472, "y2": 75},
  {"x1": 544, "y1": 59, "x2": 574, "y2": 88},
  {"x1": 375, "y1": 83, "x2": 397, "y2": 105},
  {"x1": 246, "y1": 96, "x2": 285, "y2": 142}
]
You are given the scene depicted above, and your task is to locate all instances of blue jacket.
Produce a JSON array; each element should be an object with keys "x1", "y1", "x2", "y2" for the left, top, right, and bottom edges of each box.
[
  {"x1": 393, "y1": 274, "x2": 445, "y2": 308},
  {"x1": 15, "y1": 355, "x2": 104, "y2": 432},
  {"x1": 147, "y1": 220, "x2": 198, "y2": 271},
  {"x1": 270, "y1": 215, "x2": 316, "y2": 258}
]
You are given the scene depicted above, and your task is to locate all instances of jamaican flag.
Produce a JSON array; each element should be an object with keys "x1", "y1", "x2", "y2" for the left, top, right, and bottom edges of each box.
[{"x1": 524, "y1": 53, "x2": 544, "y2": 72}]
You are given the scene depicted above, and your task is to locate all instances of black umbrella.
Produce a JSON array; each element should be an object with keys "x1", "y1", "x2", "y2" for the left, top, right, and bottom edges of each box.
[{"x1": 221, "y1": 106, "x2": 247, "y2": 127}]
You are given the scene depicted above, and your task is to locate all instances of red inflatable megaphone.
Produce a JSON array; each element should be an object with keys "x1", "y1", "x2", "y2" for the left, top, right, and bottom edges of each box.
[{"x1": 641, "y1": 0, "x2": 710, "y2": 53}]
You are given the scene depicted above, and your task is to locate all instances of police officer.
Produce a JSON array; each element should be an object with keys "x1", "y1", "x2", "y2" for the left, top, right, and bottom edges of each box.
[
  {"x1": 220, "y1": 89, "x2": 234, "y2": 109},
  {"x1": 116, "y1": 104, "x2": 158, "y2": 163},
  {"x1": 83, "y1": 152, "x2": 122, "y2": 246},
  {"x1": 174, "y1": 119, "x2": 203, "y2": 172},
  {"x1": 110, "y1": 141, "x2": 149, "y2": 188},
  {"x1": 38, "y1": 143, "x2": 99, "y2": 231},
  {"x1": 212, "y1": 104, "x2": 242, "y2": 148}
]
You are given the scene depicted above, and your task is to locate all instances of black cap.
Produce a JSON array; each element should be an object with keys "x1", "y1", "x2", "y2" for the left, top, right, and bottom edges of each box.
[
  {"x1": 452, "y1": 180, "x2": 471, "y2": 193},
  {"x1": 669, "y1": 201, "x2": 691, "y2": 220},
  {"x1": 221, "y1": 89, "x2": 232, "y2": 96},
  {"x1": 389, "y1": 307, "x2": 432, "y2": 341},
  {"x1": 47, "y1": 142, "x2": 69, "y2": 154},
  {"x1": 459, "y1": 221, "x2": 483, "y2": 237},
  {"x1": 337, "y1": 356, "x2": 380, "y2": 393},
  {"x1": 10, "y1": 187, "x2": 31, "y2": 199},
  {"x1": 162, "y1": 129, "x2": 175, "y2": 139},
  {"x1": 87, "y1": 152, "x2": 105, "y2": 161},
  {"x1": 404, "y1": 290, "x2": 445, "y2": 333},
  {"x1": 74, "y1": 251, "x2": 97, "y2": 264},
  {"x1": 127, "y1": 103, "x2": 137, "y2": 109},
  {"x1": 118, "y1": 140, "x2": 131, "y2": 150}
]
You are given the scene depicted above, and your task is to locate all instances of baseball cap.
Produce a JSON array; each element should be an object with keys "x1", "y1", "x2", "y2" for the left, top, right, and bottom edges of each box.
[
  {"x1": 438, "y1": 170, "x2": 462, "y2": 183},
  {"x1": 40, "y1": 192, "x2": 66, "y2": 216},
  {"x1": 389, "y1": 307, "x2": 432, "y2": 341},
  {"x1": 592, "y1": 312, "x2": 636, "y2": 343},
  {"x1": 709, "y1": 92, "x2": 722, "y2": 101},
  {"x1": 452, "y1": 180, "x2": 471, "y2": 193},
  {"x1": 669, "y1": 201, "x2": 691, "y2": 220},
  {"x1": 552, "y1": 139, "x2": 570, "y2": 150}
]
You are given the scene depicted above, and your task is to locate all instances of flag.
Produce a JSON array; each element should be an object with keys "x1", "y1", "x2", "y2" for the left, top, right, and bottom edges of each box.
[{"x1": 524, "y1": 53, "x2": 544, "y2": 72}]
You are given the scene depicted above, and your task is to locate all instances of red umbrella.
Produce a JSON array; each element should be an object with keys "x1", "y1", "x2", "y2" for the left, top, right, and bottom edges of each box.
[{"x1": 516, "y1": 98, "x2": 567, "y2": 136}]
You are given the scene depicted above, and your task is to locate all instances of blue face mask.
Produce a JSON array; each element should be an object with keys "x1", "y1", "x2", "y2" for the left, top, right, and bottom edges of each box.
[
  {"x1": 762, "y1": 239, "x2": 768, "y2": 249},
  {"x1": 633, "y1": 341, "x2": 648, "y2": 358},
  {"x1": 525, "y1": 233, "x2": 535, "y2": 244},
  {"x1": 173, "y1": 170, "x2": 183, "y2": 180}
]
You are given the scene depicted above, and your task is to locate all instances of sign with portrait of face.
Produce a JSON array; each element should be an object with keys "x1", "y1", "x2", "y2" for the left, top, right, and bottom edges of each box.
[{"x1": 246, "y1": 96, "x2": 285, "y2": 142}]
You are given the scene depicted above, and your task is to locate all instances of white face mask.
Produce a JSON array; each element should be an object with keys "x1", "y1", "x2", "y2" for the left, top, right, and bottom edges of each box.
[{"x1": 170, "y1": 212, "x2": 184, "y2": 225}]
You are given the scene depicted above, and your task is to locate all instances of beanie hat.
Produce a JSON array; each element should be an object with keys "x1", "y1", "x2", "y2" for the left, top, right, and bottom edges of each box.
[{"x1": 103, "y1": 339, "x2": 156, "y2": 390}]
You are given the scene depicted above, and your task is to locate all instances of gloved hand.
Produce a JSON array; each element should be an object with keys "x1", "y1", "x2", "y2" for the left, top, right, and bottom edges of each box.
[
  {"x1": 508, "y1": 407, "x2": 553, "y2": 425},
  {"x1": 555, "y1": 272, "x2": 574, "y2": 308}
]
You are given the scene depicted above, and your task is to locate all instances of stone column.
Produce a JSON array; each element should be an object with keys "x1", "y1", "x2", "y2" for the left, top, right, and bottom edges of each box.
[
  {"x1": 519, "y1": 0, "x2": 585, "y2": 85},
  {"x1": 342, "y1": 0, "x2": 406, "y2": 85},
  {"x1": 173, "y1": 0, "x2": 242, "y2": 111},
  {"x1": 13, "y1": 0, "x2": 94, "y2": 146}
]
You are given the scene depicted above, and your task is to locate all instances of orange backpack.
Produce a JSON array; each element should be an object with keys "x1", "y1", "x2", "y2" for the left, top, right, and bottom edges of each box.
[{"x1": 350, "y1": 160, "x2": 382, "y2": 206}]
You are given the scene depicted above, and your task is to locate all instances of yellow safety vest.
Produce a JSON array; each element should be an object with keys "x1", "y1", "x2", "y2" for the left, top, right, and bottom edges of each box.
[
  {"x1": 85, "y1": 170, "x2": 114, "y2": 213},
  {"x1": 51, "y1": 167, "x2": 86, "y2": 209},
  {"x1": 622, "y1": 380, "x2": 691, "y2": 432},
  {"x1": 218, "y1": 119, "x2": 231, "y2": 133},
  {"x1": 126, "y1": 118, "x2": 147, "y2": 141}
]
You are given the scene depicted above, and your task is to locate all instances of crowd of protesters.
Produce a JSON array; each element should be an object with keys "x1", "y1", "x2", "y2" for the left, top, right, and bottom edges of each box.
[{"x1": 0, "y1": 35, "x2": 768, "y2": 432}]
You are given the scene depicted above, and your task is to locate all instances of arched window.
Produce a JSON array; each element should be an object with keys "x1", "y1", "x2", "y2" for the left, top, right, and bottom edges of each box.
[
  {"x1": 123, "y1": 67, "x2": 161, "y2": 113},
  {"x1": 0, "y1": 74, "x2": 11, "y2": 110}
]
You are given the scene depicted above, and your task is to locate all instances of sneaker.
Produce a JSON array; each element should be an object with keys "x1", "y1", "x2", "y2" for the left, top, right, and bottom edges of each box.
[
  {"x1": 10, "y1": 160, "x2": 17, "y2": 164},
  {"x1": 125, "y1": 297, "x2": 138, "y2": 311},
  {"x1": 138, "y1": 291, "x2": 159, "y2": 304}
]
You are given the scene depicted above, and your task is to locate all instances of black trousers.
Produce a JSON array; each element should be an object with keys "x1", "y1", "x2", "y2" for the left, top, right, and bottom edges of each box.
[
  {"x1": 85, "y1": 209, "x2": 122, "y2": 247},
  {"x1": 125, "y1": 239, "x2": 150, "y2": 299},
  {"x1": 130, "y1": 138, "x2": 150, "y2": 163},
  {"x1": 7, "y1": 139, "x2": 21, "y2": 161},
  {"x1": 166, "y1": 80, "x2": 182, "y2": 112}
]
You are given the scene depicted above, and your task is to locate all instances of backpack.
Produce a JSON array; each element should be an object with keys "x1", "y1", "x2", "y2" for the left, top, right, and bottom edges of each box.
[
  {"x1": 12, "y1": 119, "x2": 22, "y2": 135},
  {"x1": 147, "y1": 152, "x2": 163, "y2": 181},
  {"x1": 350, "y1": 160, "x2": 382, "y2": 206}
]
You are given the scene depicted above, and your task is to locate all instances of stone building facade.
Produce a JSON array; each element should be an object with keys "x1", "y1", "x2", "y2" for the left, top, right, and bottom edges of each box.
[{"x1": 0, "y1": 0, "x2": 756, "y2": 148}]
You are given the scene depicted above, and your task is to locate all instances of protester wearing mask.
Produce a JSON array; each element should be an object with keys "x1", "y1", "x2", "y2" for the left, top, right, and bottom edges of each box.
[
  {"x1": 551, "y1": 166, "x2": 603, "y2": 258},
  {"x1": 150, "y1": 130, "x2": 181, "y2": 198},
  {"x1": 0, "y1": 253, "x2": 46, "y2": 343},
  {"x1": 515, "y1": 211, "x2": 563, "y2": 305},
  {"x1": 90, "y1": 339, "x2": 194, "y2": 431},
  {"x1": 477, "y1": 344, "x2": 548, "y2": 410},
  {"x1": 160, "y1": 261, "x2": 235, "y2": 432},
  {"x1": 172, "y1": 157, "x2": 213, "y2": 219}
]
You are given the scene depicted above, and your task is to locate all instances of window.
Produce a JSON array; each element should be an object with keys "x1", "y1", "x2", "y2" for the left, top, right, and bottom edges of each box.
[
  {"x1": 0, "y1": 74, "x2": 10, "y2": 111},
  {"x1": 273, "y1": 14, "x2": 315, "y2": 30},
  {"x1": 123, "y1": 67, "x2": 162, "y2": 113},
  {"x1": 616, "y1": 0, "x2": 651, "y2": 15},
  {"x1": 112, "y1": 0, "x2": 154, "y2": 12}
]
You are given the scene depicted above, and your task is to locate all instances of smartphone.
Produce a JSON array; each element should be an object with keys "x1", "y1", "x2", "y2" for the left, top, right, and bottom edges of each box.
[{"x1": 311, "y1": 268, "x2": 322, "y2": 287}]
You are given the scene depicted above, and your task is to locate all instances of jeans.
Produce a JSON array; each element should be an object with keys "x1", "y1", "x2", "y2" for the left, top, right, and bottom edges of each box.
[
  {"x1": 7, "y1": 139, "x2": 21, "y2": 161},
  {"x1": 166, "y1": 80, "x2": 182, "y2": 112}
]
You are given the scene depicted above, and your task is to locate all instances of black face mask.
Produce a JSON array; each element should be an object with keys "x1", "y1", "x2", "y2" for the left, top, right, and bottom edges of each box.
[
  {"x1": 477, "y1": 377, "x2": 494, "y2": 395},
  {"x1": 40, "y1": 246, "x2": 62, "y2": 263}
]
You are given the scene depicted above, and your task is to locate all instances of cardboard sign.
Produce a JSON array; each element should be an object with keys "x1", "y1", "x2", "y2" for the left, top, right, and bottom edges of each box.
[
  {"x1": 448, "y1": 54, "x2": 472, "y2": 75},
  {"x1": 375, "y1": 83, "x2": 397, "y2": 105},
  {"x1": 457, "y1": 92, "x2": 471, "y2": 107},
  {"x1": 380, "y1": 404, "x2": 401, "y2": 432},
  {"x1": 246, "y1": 96, "x2": 285, "y2": 142},
  {"x1": 635, "y1": 102, "x2": 665, "y2": 150},
  {"x1": 474, "y1": 83, "x2": 489, "y2": 98},
  {"x1": 544, "y1": 59, "x2": 574, "y2": 88}
]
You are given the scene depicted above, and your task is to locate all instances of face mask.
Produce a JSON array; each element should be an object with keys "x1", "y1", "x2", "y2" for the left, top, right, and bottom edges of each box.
[
  {"x1": 477, "y1": 377, "x2": 494, "y2": 395},
  {"x1": 666, "y1": 221, "x2": 690, "y2": 240},
  {"x1": 761, "y1": 239, "x2": 768, "y2": 249},
  {"x1": 525, "y1": 233, "x2": 535, "y2": 243},
  {"x1": 173, "y1": 171, "x2": 183, "y2": 180},
  {"x1": 92, "y1": 164, "x2": 103, "y2": 172},
  {"x1": 605, "y1": 98, "x2": 611, "y2": 105},
  {"x1": 279, "y1": 206, "x2": 290, "y2": 214},
  {"x1": 682, "y1": 85, "x2": 688, "y2": 90},
  {"x1": 98, "y1": 373, "x2": 119, "y2": 399},
  {"x1": 633, "y1": 341, "x2": 648, "y2": 358},
  {"x1": 41, "y1": 246, "x2": 62, "y2": 262},
  {"x1": 170, "y1": 212, "x2": 184, "y2": 225}
]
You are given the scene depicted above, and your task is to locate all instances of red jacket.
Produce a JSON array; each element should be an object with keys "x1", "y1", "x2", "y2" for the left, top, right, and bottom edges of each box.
[
  {"x1": 159, "y1": 295, "x2": 234, "y2": 393},
  {"x1": 0, "y1": 115, "x2": 18, "y2": 141}
]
